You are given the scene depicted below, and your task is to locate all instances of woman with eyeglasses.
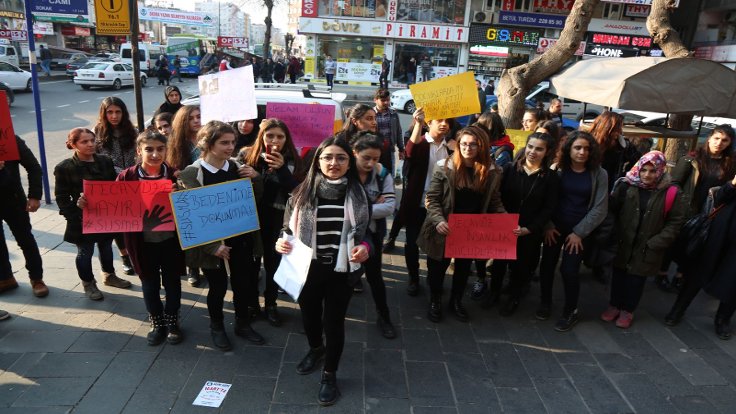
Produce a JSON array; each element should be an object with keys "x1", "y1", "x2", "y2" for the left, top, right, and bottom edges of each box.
[
  {"x1": 417, "y1": 126, "x2": 505, "y2": 322},
  {"x1": 275, "y1": 137, "x2": 371, "y2": 406}
]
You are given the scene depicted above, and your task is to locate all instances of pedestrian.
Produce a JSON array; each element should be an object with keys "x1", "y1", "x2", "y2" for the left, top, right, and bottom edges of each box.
[
  {"x1": 351, "y1": 132, "x2": 396, "y2": 337},
  {"x1": 601, "y1": 151, "x2": 685, "y2": 328},
  {"x1": 262, "y1": 58, "x2": 274, "y2": 83},
  {"x1": 39, "y1": 45, "x2": 52, "y2": 76},
  {"x1": 240, "y1": 119, "x2": 304, "y2": 326},
  {"x1": 475, "y1": 79, "x2": 487, "y2": 116},
  {"x1": 0, "y1": 135, "x2": 48, "y2": 298},
  {"x1": 219, "y1": 56, "x2": 233, "y2": 71},
  {"x1": 94, "y1": 97, "x2": 138, "y2": 280},
  {"x1": 170, "y1": 57, "x2": 183, "y2": 83},
  {"x1": 485, "y1": 79, "x2": 495, "y2": 96},
  {"x1": 406, "y1": 57, "x2": 417, "y2": 85},
  {"x1": 156, "y1": 55, "x2": 170, "y2": 86},
  {"x1": 324, "y1": 55, "x2": 336, "y2": 89},
  {"x1": 177, "y1": 121, "x2": 266, "y2": 351},
  {"x1": 548, "y1": 98, "x2": 563, "y2": 125},
  {"x1": 54, "y1": 128, "x2": 130, "y2": 300},
  {"x1": 401, "y1": 108, "x2": 454, "y2": 296},
  {"x1": 153, "y1": 85, "x2": 183, "y2": 118},
  {"x1": 493, "y1": 132, "x2": 559, "y2": 316},
  {"x1": 373, "y1": 88, "x2": 404, "y2": 175},
  {"x1": 274, "y1": 59, "x2": 286, "y2": 83},
  {"x1": 251, "y1": 57, "x2": 261, "y2": 82},
  {"x1": 112, "y1": 130, "x2": 185, "y2": 345},
  {"x1": 379, "y1": 54, "x2": 391, "y2": 89},
  {"x1": 658, "y1": 125, "x2": 735, "y2": 290},
  {"x1": 538, "y1": 131, "x2": 608, "y2": 331},
  {"x1": 275, "y1": 137, "x2": 371, "y2": 406},
  {"x1": 420, "y1": 55, "x2": 432, "y2": 82},
  {"x1": 287, "y1": 57, "x2": 301, "y2": 84},
  {"x1": 418, "y1": 125, "x2": 505, "y2": 322},
  {"x1": 152, "y1": 112, "x2": 173, "y2": 138}
]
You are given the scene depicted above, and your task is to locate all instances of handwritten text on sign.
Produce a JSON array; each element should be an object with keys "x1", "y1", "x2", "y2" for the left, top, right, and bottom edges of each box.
[
  {"x1": 266, "y1": 103, "x2": 336, "y2": 148},
  {"x1": 444, "y1": 214, "x2": 519, "y2": 259},
  {"x1": 82, "y1": 180, "x2": 174, "y2": 233},
  {"x1": 0, "y1": 91, "x2": 20, "y2": 161},
  {"x1": 199, "y1": 65, "x2": 257, "y2": 124},
  {"x1": 170, "y1": 179, "x2": 260, "y2": 249},
  {"x1": 409, "y1": 71, "x2": 480, "y2": 121}
]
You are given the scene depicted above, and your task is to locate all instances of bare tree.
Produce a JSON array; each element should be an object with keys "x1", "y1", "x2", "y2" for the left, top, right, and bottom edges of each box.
[
  {"x1": 262, "y1": 0, "x2": 275, "y2": 60},
  {"x1": 497, "y1": 0, "x2": 600, "y2": 129}
]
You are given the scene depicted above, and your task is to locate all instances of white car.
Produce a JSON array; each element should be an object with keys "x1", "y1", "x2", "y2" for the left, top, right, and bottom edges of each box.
[
  {"x1": 0, "y1": 61, "x2": 31, "y2": 92},
  {"x1": 390, "y1": 89, "x2": 416, "y2": 114},
  {"x1": 74, "y1": 62, "x2": 147, "y2": 90}
]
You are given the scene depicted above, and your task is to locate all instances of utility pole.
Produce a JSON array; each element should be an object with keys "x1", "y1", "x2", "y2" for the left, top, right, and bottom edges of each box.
[{"x1": 129, "y1": 0, "x2": 145, "y2": 130}]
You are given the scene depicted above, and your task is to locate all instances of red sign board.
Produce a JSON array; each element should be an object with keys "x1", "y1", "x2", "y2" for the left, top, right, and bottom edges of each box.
[
  {"x1": 61, "y1": 26, "x2": 91, "y2": 36},
  {"x1": 589, "y1": 33, "x2": 652, "y2": 48},
  {"x1": 502, "y1": 0, "x2": 515, "y2": 11},
  {"x1": 82, "y1": 180, "x2": 174, "y2": 234},
  {"x1": 444, "y1": 214, "x2": 519, "y2": 260},
  {"x1": 0, "y1": 30, "x2": 27, "y2": 41},
  {"x1": 301, "y1": 0, "x2": 317, "y2": 17},
  {"x1": 217, "y1": 36, "x2": 248, "y2": 48},
  {"x1": 534, "y1": 0, "x2": 574, "y2": 13},
  {"x1": 0, "y1": 92, "x2": 20, "y2": 162}
]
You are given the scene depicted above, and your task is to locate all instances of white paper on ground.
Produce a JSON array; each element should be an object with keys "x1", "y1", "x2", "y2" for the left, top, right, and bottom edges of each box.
[
  {"x1": 273, "y1": 233, "x2": 312, "y2": 301},
  {"x1": 192, "y1": 381, "x2": 232, "y2": 407}
]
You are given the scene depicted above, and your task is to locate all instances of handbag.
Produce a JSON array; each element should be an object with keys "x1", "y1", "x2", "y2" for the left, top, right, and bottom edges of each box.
[{"x1": 672, "y1": 204, "x2": 724, "y2": 265}]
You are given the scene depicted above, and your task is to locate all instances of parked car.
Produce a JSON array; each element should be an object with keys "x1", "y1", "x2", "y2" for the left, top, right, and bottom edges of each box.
[
  {"x1": 92, "y1": 52, "x2": 121, "y2": 61},
  {"x1": 0, "y1": 81, "x2": 14, "y2": 107},
  {"x1": 0, "y1": 62, "x2": 32, "y2": 91},
  {"x1": 66, "y1": 57, "x2": 114, "y2": 77},
  {"x1": 52, "y1": 52, "x2": 90, "y2": 69},
  {"x1": 73, "y1": 62, "x2": 147, "y2": 90}
]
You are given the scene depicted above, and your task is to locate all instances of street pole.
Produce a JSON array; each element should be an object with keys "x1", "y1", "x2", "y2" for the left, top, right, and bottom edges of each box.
[
  {"x1": 22, "y1": 1, "x2": 52, "y2": 205},
  {"x1": 129, "y1": 0, "x2": 145, "y2": 131}
]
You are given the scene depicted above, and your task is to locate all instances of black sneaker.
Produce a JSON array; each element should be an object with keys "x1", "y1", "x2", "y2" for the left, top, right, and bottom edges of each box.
[
  {"x1": 382, "y1": 237, "x2": 396, "y2": 253},
  {"x1": 470, "y1": 279, "x2": 486, "y2": 300},
  {"x1": 353, "y1": 279, "x2": 364, "y2": 293},
  {"x1": 554, "y1": 309, "x2": 580, "y2": 332},
  {"x1": 535, "y1": 303, "x2": 551, "y2": 321}
]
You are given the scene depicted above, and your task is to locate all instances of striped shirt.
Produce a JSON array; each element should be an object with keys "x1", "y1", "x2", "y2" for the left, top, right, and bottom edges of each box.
[{"x1": 315, "y1": 196, "x2": 345, "y2": 256}]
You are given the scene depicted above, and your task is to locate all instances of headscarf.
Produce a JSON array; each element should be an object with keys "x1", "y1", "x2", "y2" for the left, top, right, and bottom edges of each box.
[
  {"x1": 154, "y1": 86, "x2": 183, "y2": 117},
  {"x1": 623, "y1": 150, "x2": 666, "y2": 189}
]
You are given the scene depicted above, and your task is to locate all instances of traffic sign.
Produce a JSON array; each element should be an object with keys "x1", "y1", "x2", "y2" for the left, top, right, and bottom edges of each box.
[{"x1": 94, "y1": 0, "x2": 131, "y2": 35}]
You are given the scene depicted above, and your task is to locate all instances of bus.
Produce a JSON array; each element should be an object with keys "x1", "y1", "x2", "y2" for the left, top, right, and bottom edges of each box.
[{"x1": 165, "y1": 35, "x2": 217, "y2": 76}]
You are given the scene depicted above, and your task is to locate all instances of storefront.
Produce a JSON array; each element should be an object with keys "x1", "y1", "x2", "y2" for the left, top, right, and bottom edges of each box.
[
  {"x1": 60, "y1": 25, "x2": 93, "y2": 51},
  {"x1": 467, "y1": 24, "x2": 541, "y2": 83},
  {"x1": 583, "y1": 19, "x2": 659, "y2": 59}
]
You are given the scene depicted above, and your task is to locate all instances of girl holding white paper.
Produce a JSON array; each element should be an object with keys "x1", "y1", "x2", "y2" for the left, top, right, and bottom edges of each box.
[
  {"x1": 417, "y1": 126, "x2": 505, "y2": 323},
  {"x1": 275, "y1": 137, "x2": 371, "y2": 406}
]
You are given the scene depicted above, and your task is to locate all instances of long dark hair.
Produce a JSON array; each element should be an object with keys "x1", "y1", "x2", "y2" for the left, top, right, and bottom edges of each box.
[
  {"x1": 244, "y1": 118, "x2": 303, "y2": 174},
  {"x1": 95, "y1": 97, "x2": 136, "y2": 151},
  {"x1": 558, "y1": 131, "x2": 601, "y2": 171},
  {"x1": 515, "y1": 132, "x2": 556, "y2": 171},
  {"x1": 291, "y1": 137, "x2": 361, "y2": 210},
  {"x1": 166, "y1": 105, "x2": 200, "y2": 170},
  {"x1": 475, "y1": 112, "x2": 506, "y2": 142},
  {"x1": 694, "y1": 124, "x2": 736, "y2": 180},
  {"x1": 589, "y1": 111, "x2": 624, "y2": 150},
  {"x1": 340, "y1": 104, "x2": 376, "y2": 142}
]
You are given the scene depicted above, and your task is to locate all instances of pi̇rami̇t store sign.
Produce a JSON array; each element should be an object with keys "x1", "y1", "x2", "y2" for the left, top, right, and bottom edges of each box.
[{"x1": 298, "y1": 18, "x2": 468, "y2": 43}]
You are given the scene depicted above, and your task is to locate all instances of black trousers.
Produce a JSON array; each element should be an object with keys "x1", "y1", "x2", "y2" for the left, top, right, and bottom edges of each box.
[
  {"x1": 539, "y1": 229, "x2": 586, "y2": 313},
  {"x1": 491, "y1": 234, "x2": 542, "y2": 299},
  {"x1": 609, "y1": 268, "x2": 647, "y2": 312},
  {"x1": 674, "y1": 270, "x2": 736, "y2": 320},
  {"x1": 364, "y1": 233, "x2": 389, "y2": 317},
  {"x1": 298, "y1": 261, "x2": 353, "y2": 372},
  {"x1": 404, "y1": 207, "x2": 426, "y2": 281},
  {"x1": 203, "y1": 238, "x2": 252, "y2": 322},
  {"x1": 0, "y1": 201, "x2": 43, "y2": 281},
  {"x1": 139, "y1": 238, "x2": 182, "y2": 315},
  {"x1": 427, "y1": 256, "x2": 473, "y2": 299},
  {"x1": 258, "y1": 205, "x2": 284, "y2": 307}
]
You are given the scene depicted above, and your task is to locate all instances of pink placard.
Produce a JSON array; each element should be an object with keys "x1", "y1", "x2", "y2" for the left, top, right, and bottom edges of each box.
[
  {"x1": 266, "y1": 102, "x2": 335, "y2": 148},
  {"x1": 444, "y1": 214, "x2": 519, "y2": 259},
  {"x1": 82, "y1": 180, "x2": 174, "y2": 233}
]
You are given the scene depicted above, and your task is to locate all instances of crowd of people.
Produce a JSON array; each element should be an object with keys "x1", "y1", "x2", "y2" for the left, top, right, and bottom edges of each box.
[{"x1": 1, "y1": 86, "x2": 735, "y2": 407}]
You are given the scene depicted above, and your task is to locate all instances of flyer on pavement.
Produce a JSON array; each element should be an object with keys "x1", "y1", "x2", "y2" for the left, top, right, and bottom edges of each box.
[{"x1": 192, "y1": 381, "x2": 232, "y2": 408}]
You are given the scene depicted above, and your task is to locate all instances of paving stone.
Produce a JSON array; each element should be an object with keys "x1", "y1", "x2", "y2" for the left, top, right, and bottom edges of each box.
[
  {"x1": 2, "y1": 352, "x2": 45, "y2": 378},
  {"x1": 0, "y1": 407, "x2": 73, "y2": 414},
  {"x1": 235, "y1": 346, "x2": 284, "y2": 378},
  {"x1": 12, "y1": 376, "x2": 96, "y2": 407},
  {"x1": 0, "y1": 353, "x2": 22, "y2": 373},
  {"x1": 690, "y1": 344, "x2": 736, "y2": 386},
  {"x1": 412, "y1": 406, "x2": 458, "y2": 414},
  {"x1": 564, "y1": 363, "x2": 632, "y2": 414},
  {"x1": 573, "y1": 322, "x2": 623, "y2": 355},
  {"x1": 698, "y1": 385, "x2": 736, "y2": 413},
  {"x1": 537, "y1": 325, "x2": 596, "y2": 364},
  {"x1": 403, "y1": 328, "x2": 444, "y2": 362},
  {"x1": 533, "y1": 377, "x2": 590, "y2": 414},
  {"x1": 437, "y1": 321, "x2": 480, "y2": 354},
  {"x1": 272, "y1": 362, "x2": 322, "y2": 405},
  {"x1": 609, "y1": 372, "x2": 678, "y2": 413},
  {"x1": 670, "y1": 394, "x2": 719, "y2": 414},
  {"x1": 0, "y1": 373, "x2": 35, "y2": 408},
  {"x1": 457, "y1": 402, "x2": 494, "y2": 414},
  {"x1": 0, "y1": 330, "x2": 81, "y2": 353},
  {"x1": 516, "y1": 345, "x2": 567, "y2": 380},
  {"x1": 405, "y1": 361, "x2": 453, "y2": 406},
  {"x1": 444, "y1": 352, "x2": 496, "y2": 407},
  {"x1": 495, "y1": 387, "x2": 546, "y2": 412},
  {"x1": 593, "y1": 353, "x2": 642, "y2": 374},
  {"x1": 268, "y1": 403, "x2": 320, "y2": 413},
  {"x1": 25, "y1": 352, "x2": 115, "y2": 378},
  {"x1": 67, "y1": 330, "x2": 131, "y2": 353},
  {"x1": 670, "y1": 320, "x2": 720, "y2": 351},
  {"x1": 479, "y1": 342, "x2": 532, "y2": 388},
  {"x1": 364, "y1": 397, "x2": 411, "y2": 413},
  {"x1": 632, "y1": 355, "x2": 700, "y2": 397},
  {"x1": 283, "y1": 333, "x2": 310, "y2": 364},
  {"x1": 365, "y1": 310, "x2": 403, "y2": 350},
  {"x1": 217, "y1": 376, "x2": 275, "y2": 413},
  {"x1": 364, "y1": 349, "x2": 407, "y2": 399}
]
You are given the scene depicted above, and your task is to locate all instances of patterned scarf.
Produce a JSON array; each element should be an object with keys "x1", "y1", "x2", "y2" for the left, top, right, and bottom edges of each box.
[{"x1": 623, "y1": 150, "x2": 667, "y2": 189}]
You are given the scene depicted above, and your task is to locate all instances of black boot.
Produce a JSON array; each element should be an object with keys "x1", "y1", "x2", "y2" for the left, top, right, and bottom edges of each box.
[
  {"x1": 318, "y1": 371, "x2": 340, "y2": 406},
  {"x1": 500, "y1": 296, "x2": 521, "y2": 317},
  {"x1": 164, "y1": 313, "x2": 183, "y2": 344},
  {"x1": 296, "y1": 345, "x2": 326, "y2": 375},
  {"x1": 715, "y1": 315, "x2": 732, "y2": 340},
  {"x1": 480, "y1": 291, "x2": 501, "y2": 309},
  {"x1": 407, "y1": 278, "x2": 420, "y2": 297},
  {"x1": 264, "y1": 304, "x2": 282, "y2": 327},
  {"x1": 449, "y1": 297, "x2": 469, "y2": 322},
  {"x1": 377, "y1": 312, "x2": 396, "y2": 339},
  {"x1": 121, "y1": 255, "x2": 135, "y2": 275},
  {"x1": 664, "y1": 300, "x2": 688, "y2": 326},
  {"x1": 210, "y1": 321, "x2": 232, "y2": 351},
  {"x1": 428, "y1": 294, "x2": 442, "y2": 322},
  {"x1": 147, "y1": 314, "x2": 166, "y2": 346},
  {"x1": 234, "y1": 317, "x2": 265, "y2": 345},
  {"x1": 382, "y1": 236, "x2": 396, "y2": 253}
]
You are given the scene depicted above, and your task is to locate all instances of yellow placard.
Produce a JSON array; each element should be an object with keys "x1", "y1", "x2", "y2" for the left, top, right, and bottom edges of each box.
[
  {"x1": 409, "y1": 71, "x2": 480, "y2": 121},
  {"x1": 507, "y1": 129, "x2": 529, "y2": 152},
  {"x1": 94, "y1": 0, "x2": 131, "y2": 35},
  {"x1": 304, "y1": 57, "x2": 314, "y2": 77}
]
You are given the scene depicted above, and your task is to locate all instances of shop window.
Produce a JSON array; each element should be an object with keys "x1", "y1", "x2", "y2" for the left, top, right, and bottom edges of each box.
[
  {"x1": 315, "y1": 36, "x2": 384, "y2": 79},
  {"x1": 485, "y1": 0, "x2": 502, "y2": 12},
  {"x1": 391, "y1": 43, "x2": 460, "y2": 84},
  {"x1": 514, "y1": 0, "x2": 532, "y2": 11},
  {"x1": 603, "y1": 3, "x2": 622, "y2": 19},
  {"x1": 318, "y1": 0, "x2": 387, "y2": 19},
  {"x1": 396, "y1": 0, "x2": 468, "y2": 25}
]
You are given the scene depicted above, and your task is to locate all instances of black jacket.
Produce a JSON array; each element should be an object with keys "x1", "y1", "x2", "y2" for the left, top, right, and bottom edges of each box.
[
  {"x1": 0, "y1": 136, "x2": 43, "y2": 206},
  {"x1": 698, "y1": 183, "x2": 736, "y2": 302},
  {"x1": 500, "y1": 163, "x2": 559, "y2": 235}
]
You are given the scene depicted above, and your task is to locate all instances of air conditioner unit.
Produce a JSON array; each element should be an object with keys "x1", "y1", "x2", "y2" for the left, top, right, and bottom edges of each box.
[{"x1": 473, "y1": 10, "x2": 492, "y2": 24}]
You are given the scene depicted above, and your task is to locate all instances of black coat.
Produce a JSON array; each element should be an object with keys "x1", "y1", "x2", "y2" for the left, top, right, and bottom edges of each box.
[
  {"x1": 0, "y1": 136, "x2": 43, "y2": 206},
  {"x1": 699, "y1": 183, "x2": 736, "y2": 302},
  {"x1": 500, "y1": 163, "x2": 559, "y2": 235}
]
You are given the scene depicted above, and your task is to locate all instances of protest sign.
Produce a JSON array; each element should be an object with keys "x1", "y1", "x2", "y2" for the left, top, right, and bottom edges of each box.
[
  {"x1": 507, "y1": 129, "x2": 529, "y2": 153},
  {"x1": 170, "y1": 178, "x2": 260, "y2": 249},
  {"x1": 409, "y1": 71, "x2": 480, "y2": 121},
  {"x1": 192, "y1": 381, "x2": 232, "y2": 408},
  {"x1": 0, "y1": 91, "x2": 20, "y2": 161},
  {"x1": 444, "y1": 214, "x2": 519, "y2": 259},
  {"x1": 82, "y1": 180, "x2": 174, "y2": 234},
  {"x1": 266, "y1": 102, "x2": 335, "y2": 148},
  {"x1": 198, "y1": 65, "x2": 257, "y2": 124}
]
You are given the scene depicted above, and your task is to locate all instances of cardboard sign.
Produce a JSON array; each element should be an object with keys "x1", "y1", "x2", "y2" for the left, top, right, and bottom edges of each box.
[
  {"x1": 409, "y1": 71, "x2": 480, "y2": 121},
  {"x1": 170, "y1": 178, "x2": 260, "y2": 249},
  {"x1": 507, "y1": 129, "x2": 529, "y2": 154},
  {"x1": 82, "y1": 180, "x2": 174, "y2": 234},
  {"x1": 0, "y1": 92, "x2": 20, "y2": 161},
  {"x1": 444, "y1": 214, "x2": 519, "y2": 259},
  {"x1": 198, "y1": 65, "x2": 257, "y2": 124},
  {"x1": 266, "y1": 102, "x2": 335, "y2": 148}
]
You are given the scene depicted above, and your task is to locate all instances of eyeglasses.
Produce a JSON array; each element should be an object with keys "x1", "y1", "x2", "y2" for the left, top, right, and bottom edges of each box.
[
  {"x1": 459, "y1": 142, "x2": 479, "y2": 148},
  {"x1": 319, "y1": 155, "x2": 350, "y2": 164}
]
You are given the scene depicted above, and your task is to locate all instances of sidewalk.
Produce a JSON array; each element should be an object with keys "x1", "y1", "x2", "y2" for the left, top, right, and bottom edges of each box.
[{"x1": 2, "y1": 203, "x2": 736, "y2": 413}]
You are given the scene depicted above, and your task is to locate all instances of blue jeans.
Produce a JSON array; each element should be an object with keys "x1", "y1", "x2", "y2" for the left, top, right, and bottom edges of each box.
[
  {"x1": 40, "y1": 59, "x2": 51, "y2": 75},
  {"x1": 326, "y1": 73, "x2": 334, "y2": 87},
  {"x1": 75, "y1": 239, "x2": 114, "y2": 282}
]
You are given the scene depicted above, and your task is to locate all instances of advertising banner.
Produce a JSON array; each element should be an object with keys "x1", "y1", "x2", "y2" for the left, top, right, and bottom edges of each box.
[
  {"x1": 31, "y1": 0, "x2": 88, "y2": 16},
  {"x1": 335, "y1": 62, "x2": 381, "y2": 82},
  {"x1": 498, "y1": 12, "x2": 567, "y2": 29},
  {"x1": 0, "y1": 30, "x2": 27, "y2": 41},
  {"x1": 217, "y1": 37, "x2": 248, "y2": 48},
  {"x1": 139, "y1": 7, "x2": 213, "y2": 26}
]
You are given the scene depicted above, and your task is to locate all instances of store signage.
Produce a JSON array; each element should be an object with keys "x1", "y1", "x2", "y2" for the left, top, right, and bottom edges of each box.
[
  {"x1": 217, "y1": 36, "x2": 248, "y2": 48},
  {"x1": 387, "y1": 0, "x2": 398, "y2": 21},
  {"x1": 602, "y1": 0, "x2": 679, "y2": 5},
  {"x1": 498, "y1": 12, "x2": 566, "y2": 29},
  {"x1": 94, "y1": 0, "x2": 130, "y2": 35},
  {"x1": 584, "y1": 43, "x2": 640, "y2": 58},
  {"x1": 502, "y1": 0, "x2": 514, "y2": 11},
  {"x1": 300, "y1": 18, "x2": 384, "y2": 37},
  {"x1": 336, "y1": 62, "x2": 381, "y2": 82},
  {"x1": 32, "y1": 14, "x2": 89, "y2": 23},
  {"x1": 0, "y1": 30, "x2": 27, "y2": 41},
  {"x1": 384, "y1": 23, "x2": 468, "y2": 42},
  {"x1": 34, "y1": 22, "x2": 55, "y2": 35},
  {"x1": 0, "y1": 11, "x2": 24, "y2": 19},
  {"x1": 624, "y1": 5, "x2": 650, "y2": 17},
  {"x1": 588, "y1": 32, "x2": 652, "y2": 48},
  {"x1": 694, "y1": 45, "x2": 736, "y2": 62},
  {"x1": 299, "y1": 18, "x2": 468, "y2": 43},
  {"x1": 470, "y1": 45, "x2": 509, "y2": 57},
  {"x1": 61, "y1": 26, "x2": 91, "y2": 36},
  {"x1": 587, "y1": 18, "x2": 648, "y2": 35},
  {"x1": 533, "y1": 0, "x2": 574, "y2": 13},
  {"x1": 139, "y1": 7, "x2": 213, "y2": 26},
  {"x1": 322, "y1": 21, "x2": 361, "y2": 33},
  {"x1": 469, "y1": 24, "x2": 540, "y2": 47},
  {"x1": 31, "y1": 0, "x2": 88, "y2": 16},
  {"x1": 536, "y1": 37, "x2": 585, "y2": 55},
  {"x1": 301, "y1": 0, "x2": 316, "y2": 17}
]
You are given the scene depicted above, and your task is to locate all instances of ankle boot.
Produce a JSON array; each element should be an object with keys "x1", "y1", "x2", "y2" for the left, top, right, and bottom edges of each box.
[
  {"x1": 318, "y1": 371, "x2": 340, "y2": 406},
  {"x1": 449, "y1": 297, "x2": 469, "y2": 322},
  {"x1": 664, "y1": 300, "x2": 688, "y2": 326},
  {"x1": 121, "y1": 255, "x2": 135, "y2": 275},
  {"x1": 164, "y1": 313, "x2": 183, "y2": 344},
  {"x1": 428, "y1": 294, "x2": 442, "y2": 322},
  {"x1": 210, "y1": 321, "x2": 232, "y2": 351},
  {"x1": 102, "y1": 272, "x2": 131, "y2": 289},
  {"x1": 715, "y1": 315, "x2": 732, "y2": 340},
  {"x1": 234, "y1": 317, "x2": 265, "y2": 345},
  {"x1": 147, "y1": 314, "x2": 166, "y2": 346}
]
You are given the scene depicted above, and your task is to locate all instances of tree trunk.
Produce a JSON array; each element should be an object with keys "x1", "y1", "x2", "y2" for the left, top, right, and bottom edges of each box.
[
  {"x1": 497, "y1": 0, "x2": 599, "y2": 129},
  {"x1": 263, "y1": 0, "x2": 274, "y2": 60}
]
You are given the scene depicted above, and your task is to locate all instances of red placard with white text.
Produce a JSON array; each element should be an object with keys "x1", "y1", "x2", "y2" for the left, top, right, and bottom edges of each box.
[
  {"x1": 0, "y1": 91, "x2": 20, "y2": 161},
  {"x1": 82, "y1": 180, "x2": 174, "y2": 233},
  {"x1": 444, "y1": 214, "x2": 519, "y2": 259}
]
